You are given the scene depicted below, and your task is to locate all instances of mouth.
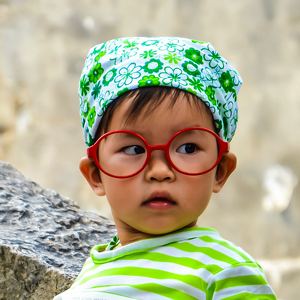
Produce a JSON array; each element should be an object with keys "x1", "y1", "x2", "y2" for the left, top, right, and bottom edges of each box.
[{"x1": 142, "y1": 191, "x2": 176, "y2": 210}]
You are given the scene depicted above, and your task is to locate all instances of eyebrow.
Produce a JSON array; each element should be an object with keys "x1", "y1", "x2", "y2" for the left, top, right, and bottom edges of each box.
[{"x1": 169, "y1": 124, "x2": 207, "y2": 134}]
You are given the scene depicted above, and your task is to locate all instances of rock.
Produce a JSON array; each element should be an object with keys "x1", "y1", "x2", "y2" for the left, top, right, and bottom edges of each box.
[{"x1": 0, "y1": 161, "x2": 116, "y2": 300}]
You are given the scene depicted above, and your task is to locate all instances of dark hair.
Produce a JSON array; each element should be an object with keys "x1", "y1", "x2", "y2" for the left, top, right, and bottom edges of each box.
[{"x1": 96, "y1": 86, "x2": 216, "y2": 138}]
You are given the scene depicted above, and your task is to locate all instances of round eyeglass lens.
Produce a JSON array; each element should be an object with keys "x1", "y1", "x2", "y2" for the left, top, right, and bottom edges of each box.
[
  {"x1": 98, "y1": 132, "x2": 147, "y2": 177},
  {"x1": 169, "y1": 129, "x2": 219, "y2": 174}
]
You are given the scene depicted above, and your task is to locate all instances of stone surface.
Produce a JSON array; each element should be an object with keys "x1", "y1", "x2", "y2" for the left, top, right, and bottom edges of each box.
[{"x1": 0, "y1": 161, "x2": 116, "y2": 300}]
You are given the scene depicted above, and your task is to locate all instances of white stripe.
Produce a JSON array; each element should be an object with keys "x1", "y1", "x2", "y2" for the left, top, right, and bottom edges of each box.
[
  {"x1": 150, "y1": 246, "x2": 231, "y2": 269},
  {"x1": 73, "y1": 254, "x2": 214, "y2": 289},
  {"x1": 188, "y1": 238, "x2": 246, "y2": 263},
  {"x1": 120, "y1": 258, "x2": 213, "y2": 278},
  {"x1": 84, "y1": 257, "x2": 214, "y2": 279},
  {"x1": 212, "y1": 284, "x2": 275, "y2": 299},
  {"x1": 208, "y1": 235, "x2": 255, "y2": 262},
  {"x1": 73, "y1": 275, "x2": 206, "y2": 299},
  {"x1": 207, "y1": 265, "x2": 263, "y2": 289},
  {"x1": 72, "y1": 259, "x2": 146, "y2": 288}
]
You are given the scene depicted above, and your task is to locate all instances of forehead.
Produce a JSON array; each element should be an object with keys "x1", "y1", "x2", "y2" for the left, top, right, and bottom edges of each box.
[{"x1": 107, "y1": 92, "x2": 215, "y2": 136}]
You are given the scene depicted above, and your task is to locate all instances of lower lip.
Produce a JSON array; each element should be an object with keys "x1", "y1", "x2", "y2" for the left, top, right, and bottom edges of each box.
[{"x1": 143, "y1": 200, "x2": 175, "y2": 210}]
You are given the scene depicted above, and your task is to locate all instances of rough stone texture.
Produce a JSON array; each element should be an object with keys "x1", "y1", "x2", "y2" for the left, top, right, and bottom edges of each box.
[{"x1": 0, "y1": 161, "x2": 116, "y2": 300}]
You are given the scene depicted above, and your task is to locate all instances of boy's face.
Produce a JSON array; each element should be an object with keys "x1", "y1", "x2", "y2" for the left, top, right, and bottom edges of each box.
[{"x1": 80, "y1": 93, "x2": 237, "y2": 243}]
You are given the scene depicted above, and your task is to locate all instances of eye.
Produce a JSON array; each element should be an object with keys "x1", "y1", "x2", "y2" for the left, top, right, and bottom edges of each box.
[
  {"x1": 176, "y1": 143, "x2": 198, "y2": 154},
  {"x1": 122, "y1": 145, "x2": 146, "y2": 155}
]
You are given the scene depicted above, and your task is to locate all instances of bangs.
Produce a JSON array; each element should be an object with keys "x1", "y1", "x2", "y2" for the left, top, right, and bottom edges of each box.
[{"x1": 97, "y1": 87, "x2": 216, "y2": 137}]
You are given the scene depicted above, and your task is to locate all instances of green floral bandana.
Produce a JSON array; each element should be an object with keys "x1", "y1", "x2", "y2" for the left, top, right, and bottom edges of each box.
[{"x1": 79, "y1": 37, "x2": 242, "y2": 146}]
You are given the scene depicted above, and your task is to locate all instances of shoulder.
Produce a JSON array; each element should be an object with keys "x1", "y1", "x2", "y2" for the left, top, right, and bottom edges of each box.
[
  {"x1": 181, "y1": 233, "x2": 277, "y2": 299},
  {"x1": 166, "y1": 230, "x2": 257, "y2": 267}
]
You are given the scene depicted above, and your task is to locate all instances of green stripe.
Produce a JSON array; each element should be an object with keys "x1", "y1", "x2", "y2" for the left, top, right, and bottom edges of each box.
[
  {"x1": 120, "y1": 252, "x2": 223, "y2": 275},
  {"x1": 74, "y1": 250, "x2": 225, "y2": 287},
  {"x1": 200, "y1": 236, "x2": 254, "y2": 263},
  {"x1": 170, "y1": 242, "x2": 239, "y2": 265},
  {"x1": 77, "y1": 266, "x2": 208, "y2": 292},
  {"x1": 221, "y1": 292, "x2": 277, "y2": 300},
  {"x1": 211, "y1": 275, "x2": 268, "y2": 292}
]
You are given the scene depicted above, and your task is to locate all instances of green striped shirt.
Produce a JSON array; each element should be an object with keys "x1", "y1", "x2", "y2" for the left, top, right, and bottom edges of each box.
[{"x1": 55, "y1": 227, "x2": 277, "y2": 300}]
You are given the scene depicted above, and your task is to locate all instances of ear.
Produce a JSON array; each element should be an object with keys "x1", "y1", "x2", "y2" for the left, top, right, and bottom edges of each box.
[
  {"x1": 213, "y1": 152, "x2": 237, "y2": 193},
  {"x1": 79, "y1": 156, "x2": 106, "y2": 196}
]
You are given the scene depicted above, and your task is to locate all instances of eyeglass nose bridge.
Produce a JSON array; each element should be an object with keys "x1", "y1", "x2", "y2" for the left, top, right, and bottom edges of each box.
[
  {"x1": 144, "y1": 143, "x2": 174, "y2": 170},
  {"x1": 148, "y1": 144, "x2": 168, "y2": 151},
  {"x1": 146, "y1": 143, "x2": 171, "y2": 157}
]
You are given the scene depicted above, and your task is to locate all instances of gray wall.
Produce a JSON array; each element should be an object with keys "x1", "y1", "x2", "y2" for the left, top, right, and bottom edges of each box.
[{"x1": 1, "y1": 1, "x2": 299, "y2": 298}]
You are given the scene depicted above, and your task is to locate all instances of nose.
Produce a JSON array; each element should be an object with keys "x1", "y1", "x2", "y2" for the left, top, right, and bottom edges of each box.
[{"x1": 144, "y1": 150, "x2": 175, "y2": 182}]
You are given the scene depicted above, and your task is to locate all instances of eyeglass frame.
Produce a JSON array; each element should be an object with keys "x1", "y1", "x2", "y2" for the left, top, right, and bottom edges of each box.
[{"x1": 87, "y1": 127, "x2": 230, "y2": 179}]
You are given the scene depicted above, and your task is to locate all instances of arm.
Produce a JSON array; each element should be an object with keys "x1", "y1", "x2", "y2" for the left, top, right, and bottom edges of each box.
[{"x1": 207, "y1": 262, "x2": 277, "y2": 300}]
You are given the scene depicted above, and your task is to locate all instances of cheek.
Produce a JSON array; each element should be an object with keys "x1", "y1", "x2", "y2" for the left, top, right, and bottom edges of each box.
[
  {"x1": 177, "y1": 173, "x2": 216, "y2": 205},
  {"x1": 182, "y1": 172, "x2": 216, "y2": 193},
  {"x1": 101, "y1": 175, "x2": 142, "y2": 209}
]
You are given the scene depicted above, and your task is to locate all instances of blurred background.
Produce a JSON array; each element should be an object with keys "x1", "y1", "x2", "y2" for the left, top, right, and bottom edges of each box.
[{"x1": 0, "y1": 0, "x2": 299, "y2": 298}]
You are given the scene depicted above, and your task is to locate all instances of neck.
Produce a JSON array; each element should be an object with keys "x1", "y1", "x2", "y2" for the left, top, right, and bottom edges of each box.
[{"x1": 114, "y1": 221, "x2": 198, "y2": 247}]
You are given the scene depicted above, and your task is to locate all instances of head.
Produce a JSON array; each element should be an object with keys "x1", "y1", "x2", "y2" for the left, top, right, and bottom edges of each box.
[{"x1": 78, "y1": 37, "x2": 242, "y2": 243}]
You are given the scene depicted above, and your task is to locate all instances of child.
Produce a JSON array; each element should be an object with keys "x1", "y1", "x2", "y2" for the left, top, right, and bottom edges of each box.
[{"x1": 55, "y1": 37, "x2": 277, "y2": 300}]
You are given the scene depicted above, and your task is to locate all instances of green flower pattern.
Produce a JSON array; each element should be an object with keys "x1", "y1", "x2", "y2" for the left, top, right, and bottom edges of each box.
[
  {"x1": 182, "y1": 61, "x2": 200, "y2": 76},
  {"x1": 91, "y1": 82, "x2": 101, "y2": 99},
  {"x1": 114, "y1": 63, "x2": 142, "y2": 88},
  {"x1": 202, "y1": 45, "x2": 225, "y2": 69},
  {"x1": 205, "y1": 86, "x2": 217, "y2": 105},
  {"x1": 184, "y1": 47, "x2": 203, "y2": 64},
  {"x1": 159, "y1": 67, "x2": 188, "y2": 88},
  {"x1": 140, "y1": 50, "x2": 157, "y2": 59},
  {"x1": 188, "y1": 77, "x2": 204, "y2": 92},
  {"x1": 123, "y1": 40, "x2": 139, "y2": 48},
  {"x1": 87, "y1": 106, "x2": 96, "y2": 127},
  {"x1": 138, "y1": 75, "x2": 160, "y2": 87},
  {"x1": 102, "y1": 68, "x2": 117, "y2": 86},
  {"x1": 164, "y1": 53, "x2": 182, "y2": 64},
  {"x1": 219, "y1": 71, "x2": 234, "y2": 93},
  {"x1": 88, "y1": 63, "x2": 104, "y2": 84},
  {"x1": 80, "y1": 75, "x2": 90, "y2": 96},
  {"x1": 79, "y1": 37, "x2": 242, "y2": 146},
  {"x1": 143, "y1": 59, "x2": 163, "y2": 74},
  {"x1": 159, "y1": 38, "x2": 185, "y2": 52}
]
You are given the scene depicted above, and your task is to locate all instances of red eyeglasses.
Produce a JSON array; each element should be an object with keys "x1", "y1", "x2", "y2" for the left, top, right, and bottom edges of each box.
[{"x1": 87, "y1": 127, "x2": 229, "y2": 178}]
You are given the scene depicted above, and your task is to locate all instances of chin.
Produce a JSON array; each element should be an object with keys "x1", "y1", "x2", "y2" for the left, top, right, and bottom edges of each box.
[{"x1": 138, "y1": 223, "x2": 192, "y2": 236}]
